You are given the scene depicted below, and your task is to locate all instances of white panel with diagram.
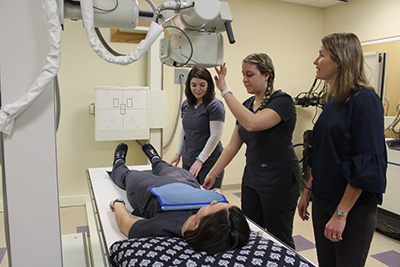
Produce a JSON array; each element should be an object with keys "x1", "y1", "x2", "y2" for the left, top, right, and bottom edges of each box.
[{"x1": 94, "y1": 86, "x2": 167, "y2": 141}]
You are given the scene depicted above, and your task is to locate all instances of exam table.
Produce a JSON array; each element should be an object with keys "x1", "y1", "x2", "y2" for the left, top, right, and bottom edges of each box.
[{"x1": 86, "y1": 165, "x2": 316, "y2": 267}]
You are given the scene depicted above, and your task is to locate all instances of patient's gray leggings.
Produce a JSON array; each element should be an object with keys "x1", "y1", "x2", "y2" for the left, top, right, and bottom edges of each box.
[
  {"x1": 110, "y1": 158, "x2": 200, "y2": 218},
  {"x1": 110, "y1": 158, "x2": 199, "y2": 189}
]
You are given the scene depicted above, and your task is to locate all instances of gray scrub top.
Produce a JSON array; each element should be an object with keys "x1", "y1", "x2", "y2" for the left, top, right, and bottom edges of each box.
[{"x1": 181, "y1": 98, "x2": 225, "y2": 166}]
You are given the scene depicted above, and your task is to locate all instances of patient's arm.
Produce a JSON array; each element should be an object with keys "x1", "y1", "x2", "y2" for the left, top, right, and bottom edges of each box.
[{"x1": 110, "y1": 200, "x2": 139, "y2": 237}]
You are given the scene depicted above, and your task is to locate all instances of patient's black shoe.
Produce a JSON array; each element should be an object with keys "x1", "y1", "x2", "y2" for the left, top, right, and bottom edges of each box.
[
  {"x1": 142, "y1": 143, "x2": 160, "y2": 162},
  {"x1": 114, "y1": 143, "x2": 128, "y2": 165}
]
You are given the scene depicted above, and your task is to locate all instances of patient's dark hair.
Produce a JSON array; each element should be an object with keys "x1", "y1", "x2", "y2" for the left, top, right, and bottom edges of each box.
[{"x1": 183, "y1": 206, "x2": 250, "y2": 254}]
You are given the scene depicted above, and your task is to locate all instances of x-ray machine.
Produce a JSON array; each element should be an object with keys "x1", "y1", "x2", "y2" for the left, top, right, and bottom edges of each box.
[{"x1": 0, "y1": 0, "x2": 234, "y2": 265}]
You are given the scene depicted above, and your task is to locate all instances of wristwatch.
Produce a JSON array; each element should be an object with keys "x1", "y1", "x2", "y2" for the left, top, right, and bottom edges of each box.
[
  {"x1": 336, "y1": 208, "x2": 348, "y2": 217},
  {"x1": 113, "y1": 199, "x2": 125, "y2": 207},
  {"x1": 221, "y1": 88, "x2": 233, "y2": 97}
]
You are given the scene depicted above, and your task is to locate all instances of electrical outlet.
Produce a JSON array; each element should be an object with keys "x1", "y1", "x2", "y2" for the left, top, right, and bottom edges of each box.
[{"x1": 174, "y1": 69, "x2": 189, "y2": 84}]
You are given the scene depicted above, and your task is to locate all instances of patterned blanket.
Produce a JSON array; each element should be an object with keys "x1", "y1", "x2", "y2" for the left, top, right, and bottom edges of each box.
[{"x1": 109, "y1": 232, "x2": 313, "y2": 266}]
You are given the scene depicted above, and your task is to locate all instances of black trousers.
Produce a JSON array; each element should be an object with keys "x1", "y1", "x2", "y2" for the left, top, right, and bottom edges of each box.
[
  {"x1": 312, "y1": 197, "x2": 377, "y2": 267},
  {"x1": 241, "y1": 182, "x2": 299, "y2": 249}
]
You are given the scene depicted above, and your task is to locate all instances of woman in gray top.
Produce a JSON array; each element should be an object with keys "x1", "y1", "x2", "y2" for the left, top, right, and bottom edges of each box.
[{"x1": 169, "y1": 67, "x2": 226, "y2": 188}]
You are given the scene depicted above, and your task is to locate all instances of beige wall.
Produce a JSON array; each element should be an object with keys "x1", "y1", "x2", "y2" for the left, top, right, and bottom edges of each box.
[
  {"x1": 9, "y1": 0, "x2": 399, "y2": 205},
  {"x1": 323, "y1": 0, "x2": 400, "y2": 41}
]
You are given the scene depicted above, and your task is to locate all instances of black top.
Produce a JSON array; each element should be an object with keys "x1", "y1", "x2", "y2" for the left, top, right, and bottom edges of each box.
[
  {"x1": 128, "y1": 210, "x2": 196, "y2": 239},
  {"x1": 237, "y1": 90, "x2": 301, "y2": 192}
]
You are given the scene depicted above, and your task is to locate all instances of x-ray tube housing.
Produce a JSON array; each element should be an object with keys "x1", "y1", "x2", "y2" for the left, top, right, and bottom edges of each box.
[
  {"x1": 179, "y1": 0, "x2": 220, "y2": 29},
  {"x1": 64, "y1": 0, "x2": 139, "y2": 29},
  {"x1": 160, "y1": 31, "x2": 224, "y2": 68}
]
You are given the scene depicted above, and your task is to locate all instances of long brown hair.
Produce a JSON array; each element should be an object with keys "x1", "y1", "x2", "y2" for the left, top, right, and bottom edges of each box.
[
  {"x1": 243, "y1": 53, "x2": 275, "y2": 109},
  {"x1": 322, "y1": 33, "x2": 374, "y2": 105},
  {"x1": 185, "y1": 67, "x2": 215, "y2": 106}
]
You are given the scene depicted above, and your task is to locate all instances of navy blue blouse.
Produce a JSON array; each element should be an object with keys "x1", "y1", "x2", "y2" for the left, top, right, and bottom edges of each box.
[{"x1": 308, "y1": 88, "x2": 387, "y2": 205}]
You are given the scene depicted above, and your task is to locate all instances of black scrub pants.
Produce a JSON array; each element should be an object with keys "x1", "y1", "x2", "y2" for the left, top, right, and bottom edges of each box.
[
  {"x1": 312, "y1": 196, "x2": 377, "y2": 267},
  {"x1": 241, "y1": 182, "x2": 299, "y2": 249}
]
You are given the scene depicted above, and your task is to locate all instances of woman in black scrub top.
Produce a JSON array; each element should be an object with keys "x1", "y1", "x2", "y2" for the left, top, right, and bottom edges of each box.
[{"x1": 204, "y1": 53, "x2": 301, "y2": 249}]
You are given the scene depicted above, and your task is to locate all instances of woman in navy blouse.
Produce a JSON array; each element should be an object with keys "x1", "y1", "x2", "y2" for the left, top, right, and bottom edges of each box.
[{"x1": 297, "y1": 33, "x2": 387, "y2": 267}]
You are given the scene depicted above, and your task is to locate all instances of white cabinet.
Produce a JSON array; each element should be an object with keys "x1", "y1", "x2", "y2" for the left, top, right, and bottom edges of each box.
[
  {"x1": 381, "y1": 139, "x2": 400, "y2": 215},
  {"x1": 94, "y1": 86, "x2": 167, "y2": 141}
]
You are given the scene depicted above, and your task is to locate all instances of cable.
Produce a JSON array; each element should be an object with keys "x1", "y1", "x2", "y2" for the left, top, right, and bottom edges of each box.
[
  {"x1": 93, "y1": 0, "x2": 118, "y2": 12},
  {"x1": 94, "y1": 27, "x2": 126, "y2": 56},
  {"x1": 67, "y1": 0, "x2": 119, "y2": 11},
  {"x1": 293, "y1": 143, "x2": 308, "y2": 148},
  {"x1": 294, "y1": 79, "x2": 327, "y2": 108},
  {"x1": 293, "y1": 143, "x2": 312, "y2": 163},
  {"x1": 136, "y1": 140, "x2": 143, "y2": 147},
  {"x1": 308, "y1": 78, "x2": 318, "y2": 93},
  {"x1": 163, "y1": 74, "x2": 185, "y2": 150},
  {"x1": 0, "y1": 0, "x2": 62, "y2": 135},
  {"x1": 384, "y1": 96, "x2": 390, "y2": 116},
  {"x1": 55, "y1": 75, "x2": 61, "y2": 132},
  {"x1": 312, "y1": 105, "x2": 319, "y2": 124},
  {"x1": 145, "y1": 0, "x2": 157, "y2": 12},
  {"x1": 163, "y1": 25, "x2": 194, "y2": 67},
  {"x1": 386, "y1": 103, "x2": 400, "y2": 138}
]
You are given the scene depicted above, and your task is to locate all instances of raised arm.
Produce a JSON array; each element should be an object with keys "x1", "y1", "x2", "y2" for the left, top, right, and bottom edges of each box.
[{"x1": 214, "y1": 63, "x2": 281, "y2": 131}]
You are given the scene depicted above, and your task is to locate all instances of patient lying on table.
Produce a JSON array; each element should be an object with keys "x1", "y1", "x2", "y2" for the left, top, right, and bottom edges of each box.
[{"x1": 108, "y1": 143, "x2": 250, "y2": 254}]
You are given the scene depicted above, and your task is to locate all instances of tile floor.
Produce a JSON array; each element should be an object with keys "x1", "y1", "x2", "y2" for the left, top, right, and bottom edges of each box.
[
  {"x1": 223, "y1": 188, "x2": 400, "y2": 267},
  {"x1": 0, "y1": 206, "x2": 89, "y2": 267},
  {"x1": 1, "y1": 188, "x2": 400, "y2": 267}
]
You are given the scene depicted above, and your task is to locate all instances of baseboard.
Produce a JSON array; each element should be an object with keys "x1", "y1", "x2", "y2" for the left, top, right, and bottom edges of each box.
[
  {"x1": 221, "y1": 183, "x2": 241, "y2": 191},
  {"x1": 59, "y1": 195, "x2": 91, "y2": 207},
  {"x1": 0, "y1": 195, "x2": 91, "y2": 212}
]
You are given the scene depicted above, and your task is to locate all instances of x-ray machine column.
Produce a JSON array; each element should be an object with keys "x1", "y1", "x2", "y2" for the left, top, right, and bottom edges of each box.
[{"x1": 0, "y1": 1, "x2": 63, "y2": 266}]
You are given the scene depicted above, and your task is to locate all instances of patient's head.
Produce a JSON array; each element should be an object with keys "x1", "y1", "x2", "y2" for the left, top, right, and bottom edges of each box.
[{"x1": 184, "y1": 205, "x2": 250, "y2": 254}]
